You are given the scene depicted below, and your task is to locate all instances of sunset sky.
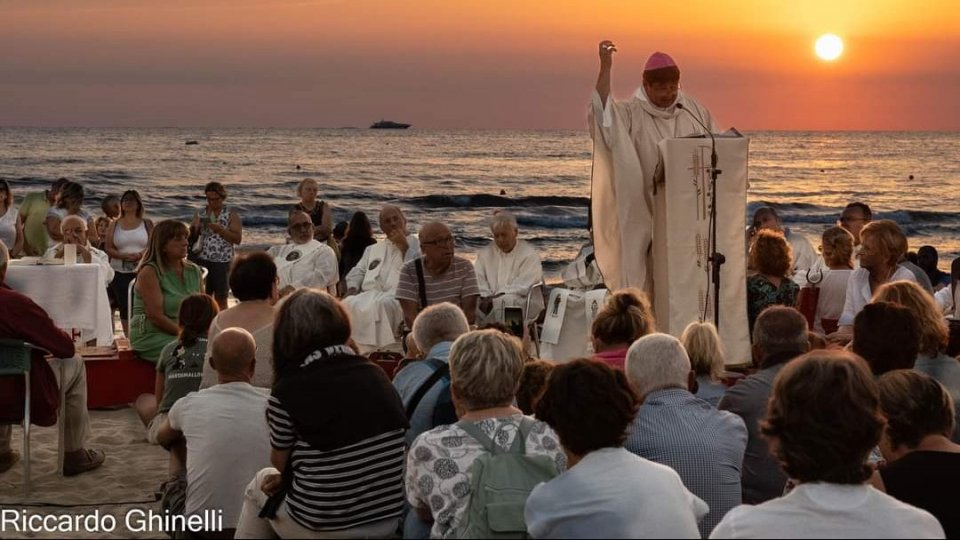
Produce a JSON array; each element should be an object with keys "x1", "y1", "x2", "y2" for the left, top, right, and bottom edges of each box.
[{"x1": 2, "y1": 0, "x2": 958, "y2": 130}]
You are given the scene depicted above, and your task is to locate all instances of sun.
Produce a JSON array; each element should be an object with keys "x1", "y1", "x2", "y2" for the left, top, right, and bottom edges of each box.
[{"x1": 815, "y1": 34, "x2": 844, "y2": 61}]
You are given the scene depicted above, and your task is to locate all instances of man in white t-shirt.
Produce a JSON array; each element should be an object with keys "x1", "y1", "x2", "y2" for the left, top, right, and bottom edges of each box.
[{"x1": 157, "y1": 328, "x2": 270, "y2": 537}]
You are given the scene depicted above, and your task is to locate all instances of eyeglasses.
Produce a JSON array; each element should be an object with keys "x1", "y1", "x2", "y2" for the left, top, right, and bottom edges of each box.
[
  {"x1": 839, "y1": 216, "x2": 865, "y2": 224},
  {"x1": 422, "y1": 236, "x2": 455, "y2": 247}
]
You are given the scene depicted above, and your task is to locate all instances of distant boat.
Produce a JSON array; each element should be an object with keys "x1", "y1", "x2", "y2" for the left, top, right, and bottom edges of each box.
[
  {"x1": 370, "y1": 120, "x2": 411, "y2": 129},
  {"x1": 185, "y1": 140, "x2": 199, "y2": 145}
]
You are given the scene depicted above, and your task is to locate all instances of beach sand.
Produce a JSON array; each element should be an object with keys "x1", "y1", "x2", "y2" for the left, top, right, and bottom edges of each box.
[{"x1": 0, "y1": 408, "x2": 169, "y2": 539}]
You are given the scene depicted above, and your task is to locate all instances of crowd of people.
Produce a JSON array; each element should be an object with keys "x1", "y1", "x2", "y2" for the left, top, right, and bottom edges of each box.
[{"x1": 1, "y1": 172, "x2": 960, "y2": 539}]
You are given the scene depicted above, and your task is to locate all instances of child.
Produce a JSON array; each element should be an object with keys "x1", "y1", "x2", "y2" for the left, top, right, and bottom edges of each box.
[
  {"x1": 135, "y1": 294, "x2": 219, "y2": 445},
  {"x1": 94, "y1": 216, "x2": 111, "y2": 250}
]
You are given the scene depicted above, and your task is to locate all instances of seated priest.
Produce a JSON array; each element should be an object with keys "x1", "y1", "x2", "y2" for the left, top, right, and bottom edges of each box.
[
  {"x1": 267, "y1": 211, "x2": 338, "y2": 296},
  {"x1": 342, "y1": 204, "x2": 421, "y2": 350},
  {"x1": 45, "y1": 214, "x2": 114, "y2": 287},
  {"x1": 474, "y1": 212, "x2": 544, "y2": 326}
]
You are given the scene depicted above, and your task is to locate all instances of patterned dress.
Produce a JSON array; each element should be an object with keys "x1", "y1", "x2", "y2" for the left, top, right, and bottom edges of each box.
[
  {"x1": 405, "y1": 414, "x2": 566, "y2": 539},
  {"x1": 746, "y1": 274, "x2": 799, "y2": 335}
]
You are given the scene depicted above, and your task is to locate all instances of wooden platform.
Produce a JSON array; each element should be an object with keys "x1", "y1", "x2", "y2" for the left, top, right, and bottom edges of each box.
[{"x1": 81, "y1": 338, "x2": 155, "y2": 409}]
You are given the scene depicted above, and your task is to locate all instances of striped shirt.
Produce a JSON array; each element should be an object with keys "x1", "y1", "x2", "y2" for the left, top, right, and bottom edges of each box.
[
  {"x1": 626, "y1": 388, "x2": 748, "y2": 538},
  {"x1": 395, "y1": 256, "x2": 480, "y2": 309},
  {"x1": 266, "y1": 395, "x2": 406, "y2": 532}
]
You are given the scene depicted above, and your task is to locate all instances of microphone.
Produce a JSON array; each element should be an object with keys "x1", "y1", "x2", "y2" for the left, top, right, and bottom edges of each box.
[{"x1": 675, "y1": 102, "x2": 716, "y2": 169}]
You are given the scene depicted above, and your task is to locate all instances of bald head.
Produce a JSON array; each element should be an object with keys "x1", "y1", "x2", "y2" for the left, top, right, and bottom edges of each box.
[
  {"x1": 379, "y1": 204, "x2": 407, "y2": 237},
  {"x1": 61, "y1": 214, "x2": 86, "y2": 231},
  {"x1": 210, "y1": 327, "x2": 257, "y2": 381},
  {"x1": 60, "y1": 215, "x2": 88, "y2": 245},
  {"x1": 288, "y1": 210, "x2": 315, "y2": 244},
  {"x1": 419, "y1": 221, "x2": 455, "y2": 269}
]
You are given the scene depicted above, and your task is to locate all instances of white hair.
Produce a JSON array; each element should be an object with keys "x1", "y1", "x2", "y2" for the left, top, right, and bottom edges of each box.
[
  {"x1": 490, "y1": 212, "x2": 518, "y2": 232},
  {"x1": 60, "y1": 214, "x2": 87, "y2": 232},
  {"x1": 625, "y1": 333, "x2": 691, "y2": 400},
  {"x1": 412, "y1": 303, "x2": 470, "y2": 354}
]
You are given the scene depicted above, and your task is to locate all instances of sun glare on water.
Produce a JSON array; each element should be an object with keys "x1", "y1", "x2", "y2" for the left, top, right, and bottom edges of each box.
[{"x1": 815, "y1": 34, "x2": 844, "y2": 61}]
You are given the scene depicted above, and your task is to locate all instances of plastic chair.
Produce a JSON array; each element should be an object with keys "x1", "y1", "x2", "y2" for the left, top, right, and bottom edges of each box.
[
  {"x1": 524, "y1": 282, "x2": 546, "y2": 358},
  {"x1": 0, "y1": 339, "x2": 63, "y2": 498}
]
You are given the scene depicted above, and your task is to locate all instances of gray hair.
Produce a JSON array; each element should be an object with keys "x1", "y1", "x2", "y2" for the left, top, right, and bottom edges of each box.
[
  {"x1": 625, "y1": 333, "x2": 691, "y2": 401},
  {"x1": 412, "y1": 302, "x2": 470, "y2": 353},
  {"x1": 449, "y1": 330, "x2": 525, "y2": 411},
  {"x1": 753, "y1": 306, "x2": 809, "y2": 357},
  {"x1": 490, "y1": 212, "x2": 518, "y2": 232}
]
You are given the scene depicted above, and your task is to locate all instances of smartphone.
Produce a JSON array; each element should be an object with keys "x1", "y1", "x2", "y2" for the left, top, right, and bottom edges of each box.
[{"x1": 504, "y1": 307, "x2": 524, "y2": 338}]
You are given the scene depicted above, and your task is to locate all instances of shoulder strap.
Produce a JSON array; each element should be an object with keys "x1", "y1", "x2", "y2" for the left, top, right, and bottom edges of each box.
[
  {"x1": 457, "y1": 419, "x2": 498, "y2": 454},
  {"x1": 404, "y1": 359, "x2": 449, "y2": 419},
  {"x1": 414, "y1": 258, "x2": 429, "y2": 309},
  {"x1": 509, "y1": 416, "x2": 535, "y2": 454}
]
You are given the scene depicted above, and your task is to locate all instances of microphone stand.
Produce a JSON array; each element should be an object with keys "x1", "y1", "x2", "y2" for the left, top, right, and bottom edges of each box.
[{"x1": 677, "y1": 103, "x2": 724, "y2": 329}]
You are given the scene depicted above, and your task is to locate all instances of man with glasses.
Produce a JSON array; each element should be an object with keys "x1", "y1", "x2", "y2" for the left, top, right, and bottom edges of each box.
[
  {"x1": 268, "y1": 211, "x2": 338, "y2": 296},
  {"x1": 342, "y1": 205, "x2": 421, "y2": 350},
  {"x1": 589, "y1": 44, "x2": 716, "y2": 293},
  {"x1": 396, "y1": 221, "x2": 479, "y2": 328},
  {"x1": 838, "y1": 202, "x2": 873, "y2": 248}
]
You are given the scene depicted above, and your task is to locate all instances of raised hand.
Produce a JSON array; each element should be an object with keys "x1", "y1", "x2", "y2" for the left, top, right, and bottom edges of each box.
[{"x1": 599, "y1": 40, "x2": 617, "y2": 69}]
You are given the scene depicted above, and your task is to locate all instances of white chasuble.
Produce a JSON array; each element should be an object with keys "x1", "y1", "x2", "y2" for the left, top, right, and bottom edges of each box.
[
  {"x1": 474, "y1": 239, "x2": 544, "y2": 323},
  {"x1": 267, "y1": 239, "x2": 338, "y2": 294},
  {"x1": 342, "y1": 236, "x2": 419, "y2": 347},
  {"x1": 588, "y1": 87, "x2": 714, "y2": 294}
]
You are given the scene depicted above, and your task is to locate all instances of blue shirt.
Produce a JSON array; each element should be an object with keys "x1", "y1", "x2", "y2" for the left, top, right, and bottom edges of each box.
[
  {"x1": 626, "y1": 388, "x2": 747, "y2": 538},
  {"x1": 718, "y1": 362, "x2": 789, "y2": 505},
  {"x1": 695, "y1": 375, "x2": 727, "y2": 408},
  {"x1": 392, "y1": 341, "x2": 454, "y2": 447}
]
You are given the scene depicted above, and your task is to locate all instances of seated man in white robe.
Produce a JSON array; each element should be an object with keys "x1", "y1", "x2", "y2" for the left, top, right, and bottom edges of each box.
[
  {"x1": 267, "y1": 211, "x2": 338, "y2": 296},
  {"x1": 474, "y1": 212, "x2": 544, "y2": 326},
  {"x1": 342, "y1": 205, "x2": 420, "y2": 350},
  {"x1": 45, "y1": 214, "x2": 114, "y2": 287}
]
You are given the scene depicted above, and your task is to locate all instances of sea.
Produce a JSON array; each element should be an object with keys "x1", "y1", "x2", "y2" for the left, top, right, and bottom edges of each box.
[{"x1": 2, "y1": 128, "x2": 959, "y2": 276}]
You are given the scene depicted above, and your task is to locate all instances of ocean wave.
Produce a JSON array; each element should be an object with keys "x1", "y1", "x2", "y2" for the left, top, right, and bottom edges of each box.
[
  {"x1": 83, "y1": 171, "x2": 135, "y2": 181},
  {"x1": 408, "y1": 194, "x2": 589, "y2": 208},
  {"x1": 516, "y1": 214, "x2": 587, "y2": 229}
]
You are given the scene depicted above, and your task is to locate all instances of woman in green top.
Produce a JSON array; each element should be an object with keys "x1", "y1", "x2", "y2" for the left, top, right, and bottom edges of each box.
[{"x1": 130, "y1": 220, "x2": 203, "y2": 363}]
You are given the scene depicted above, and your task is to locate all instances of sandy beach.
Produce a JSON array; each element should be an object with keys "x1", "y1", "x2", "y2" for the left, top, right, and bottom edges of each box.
[{"x1": 0, "y1": 408, "x2": 169, "y2": 539}]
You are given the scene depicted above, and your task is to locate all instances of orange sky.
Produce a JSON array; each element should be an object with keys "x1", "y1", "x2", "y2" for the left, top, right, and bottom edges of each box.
[{"x1": 2, "y1": 0, "x2": 958, "y2": 130}]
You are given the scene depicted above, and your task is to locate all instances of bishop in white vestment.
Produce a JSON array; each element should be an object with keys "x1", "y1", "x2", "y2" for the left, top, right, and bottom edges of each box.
[
  {"x1": 267, "y1": 211, "x2": 338, "y2": 295},
  {"x1": 342, "y1": 205, "x2": 421, "y2": 348},
  {"x1": 475, "y1": 212, "x2": 544, "y2": 325},
  {"x1": 589, "y1": 45, "x2": 715, "y2": 293}
]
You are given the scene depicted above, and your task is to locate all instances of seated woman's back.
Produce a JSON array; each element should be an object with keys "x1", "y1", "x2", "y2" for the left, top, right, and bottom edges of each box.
[{"x1": 201, "y1": 303, "x2": 274, "y2": 388}]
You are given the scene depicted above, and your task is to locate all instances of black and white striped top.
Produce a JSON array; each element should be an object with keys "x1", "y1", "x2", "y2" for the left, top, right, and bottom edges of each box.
[{"x1": 267, "y1": 395, "x2": 406, "y2": 531}]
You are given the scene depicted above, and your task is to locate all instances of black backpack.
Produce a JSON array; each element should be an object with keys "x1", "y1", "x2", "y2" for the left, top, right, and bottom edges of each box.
[{"x1": 405, "y1": 358, "x2": 458, "y2": 427}]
